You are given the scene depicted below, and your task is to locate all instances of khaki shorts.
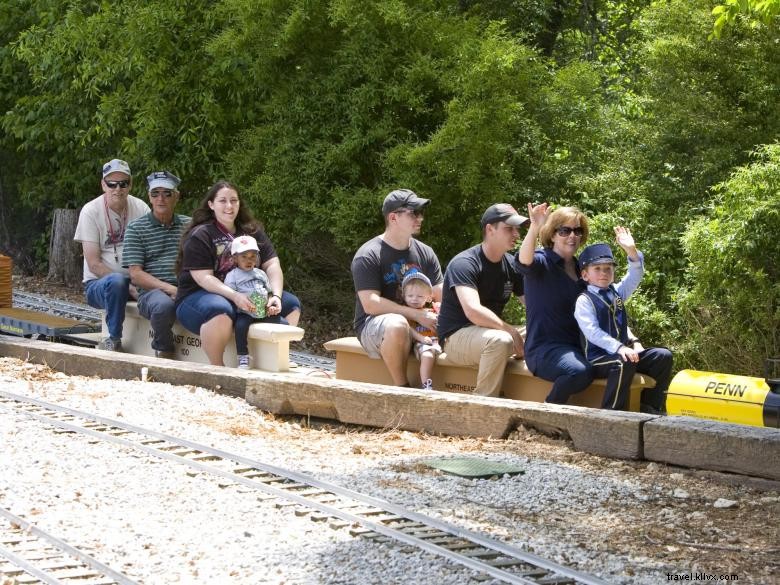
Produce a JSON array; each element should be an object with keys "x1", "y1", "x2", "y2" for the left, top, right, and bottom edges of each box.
[{"x1": 358, "y1": 313, "x2": 410, "y2": 358}]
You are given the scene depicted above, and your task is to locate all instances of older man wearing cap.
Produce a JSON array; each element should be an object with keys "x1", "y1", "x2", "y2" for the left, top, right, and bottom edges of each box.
[
  {"x1": 437, "y1": 204, "x2": 529, "y2": 397},
  {"x1": 351, "y1": 188, "x2": 443, "y2": 387},
  {"x1": 74, "y1": 159, "x2": 150, "y2": 351},
  {"x1": 121, "y1": 171, "x2": 190, "y2": 359}
]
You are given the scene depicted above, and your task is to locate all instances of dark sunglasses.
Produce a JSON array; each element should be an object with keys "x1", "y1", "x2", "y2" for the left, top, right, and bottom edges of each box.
[
  {"x1": 150, "y1": 190, "x2": 175, "y2": 198},
  {"x1": 396, "y1": 207, "x2": 424, "y2": 217},
  {"x1": 105, "y1": 180, "x2": 130, "y2": 189},
  {"x1": 556, "y1": 226, "x2": 584, "y2": 237}
]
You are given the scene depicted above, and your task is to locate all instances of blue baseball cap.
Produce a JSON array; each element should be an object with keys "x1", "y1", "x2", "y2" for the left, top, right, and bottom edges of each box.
[{"x1": 579, "y1": 243, "x2": 615, "y2": 267}]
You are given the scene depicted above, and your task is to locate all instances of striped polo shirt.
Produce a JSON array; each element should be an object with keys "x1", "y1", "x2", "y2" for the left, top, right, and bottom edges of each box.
[{"x1": 122, "y1": 212, "x2": 190, "y2": 294}]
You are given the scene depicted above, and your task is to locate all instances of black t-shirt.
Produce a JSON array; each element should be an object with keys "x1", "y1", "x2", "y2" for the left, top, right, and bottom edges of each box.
[
  {"x1": 351, "y1": 236, "x2": 443, "y2": 336},
  {"x1": 176, "y1": 222, "x2": 277, "y2": 304},
  {"x1": 437, "y1": 244, "x2": 524, "y2": 343}
]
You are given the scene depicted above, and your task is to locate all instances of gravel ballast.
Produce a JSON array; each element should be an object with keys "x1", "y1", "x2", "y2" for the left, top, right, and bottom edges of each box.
[{"x1": 1, "y1": 358, "x2": 777, "y2": 584}]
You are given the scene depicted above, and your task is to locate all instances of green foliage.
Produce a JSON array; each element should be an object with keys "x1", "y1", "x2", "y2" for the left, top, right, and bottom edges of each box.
[
  {"x1": 2, "y1": 0, "x2": 240, "y2": 207},
  {"x1": 0, "y1": 0, "x2": 778, "y2": 360},
  {"x1": 676, "y1": 144, "x2": 780, "y2": 375},
  {"x1": 578, "y1": 0, "x2": 779, "y2": 328},
  {"x1": 712, "y1": 0, "x2": 780, "y2": 38}
]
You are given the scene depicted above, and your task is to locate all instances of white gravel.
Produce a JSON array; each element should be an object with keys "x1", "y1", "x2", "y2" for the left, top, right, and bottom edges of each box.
[{"x1": 1, "y1": 358, "x2": 777, "y2": 584}]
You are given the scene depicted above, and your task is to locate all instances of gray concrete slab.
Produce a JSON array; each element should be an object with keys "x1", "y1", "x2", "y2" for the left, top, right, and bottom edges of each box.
[
  {"x1": 245, "y1": 376, "x2": 647, "y2": 459},
  {"x1": 644, "y1": 415, "x2": 780, "y2": 481}
]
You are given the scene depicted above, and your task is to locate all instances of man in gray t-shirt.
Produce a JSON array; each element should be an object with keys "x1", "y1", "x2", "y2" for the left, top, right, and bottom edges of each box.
[{"x1": 351, "y1": 189, "x2": 443, "y2": 387}]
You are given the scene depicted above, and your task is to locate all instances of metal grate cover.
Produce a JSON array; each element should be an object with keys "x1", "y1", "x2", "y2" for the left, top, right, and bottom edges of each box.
[{"x1": 421, "y1": 457, "x2": 525, "y2": 478}]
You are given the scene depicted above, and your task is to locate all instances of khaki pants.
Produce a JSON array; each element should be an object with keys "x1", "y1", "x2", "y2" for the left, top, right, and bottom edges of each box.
[{"x1": 443, "y1": 326, "x2": 524, "y2": 397}]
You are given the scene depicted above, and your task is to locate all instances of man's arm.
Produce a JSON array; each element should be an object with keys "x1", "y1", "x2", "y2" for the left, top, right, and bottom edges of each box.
[
  {"x1": 128, "y1": 266, "x2": 176, "y2": 298},
  {"x1": 431, "y1": 282, "x2": 443, "y2": 303},
  {"x1": 455, "y1": 285, "x2": 523, "y2": 356},
  {"x1": 356, "y1": 289, "x2": 437, "y2": 330},
  {"x1": 82, "y1": 242, "x2": 114, "y2": 279}
]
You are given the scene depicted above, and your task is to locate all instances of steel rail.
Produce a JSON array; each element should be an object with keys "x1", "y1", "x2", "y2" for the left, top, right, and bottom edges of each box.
[
  {"x1": 1, "y1": 390, "x2": 610, "y2": 585},
  {"x1": 12, "y1": 292, "x2": 102, "y2": 324},
  {"x1": 0, "y1": 506, "x2": 138, "y2": 585}
]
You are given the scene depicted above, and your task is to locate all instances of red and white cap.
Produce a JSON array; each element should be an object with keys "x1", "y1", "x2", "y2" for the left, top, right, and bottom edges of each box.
[{"x1": 231, "y1": 235, "x2": 259, "y2": 255}]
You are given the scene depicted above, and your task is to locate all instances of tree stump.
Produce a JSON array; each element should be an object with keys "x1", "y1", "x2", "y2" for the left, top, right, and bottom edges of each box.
[{"x1": 47, "y1": 208, "x2": 82, "y2": 286}]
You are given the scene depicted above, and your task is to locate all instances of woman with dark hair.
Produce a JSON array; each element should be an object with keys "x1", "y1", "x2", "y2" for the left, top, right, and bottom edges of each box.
[
  {"x1": 516, "y1": 202, "x2": 594, "y2": 403},
  {"x1": 175, "y1": 181, "x2": 301, "y2": 366}
]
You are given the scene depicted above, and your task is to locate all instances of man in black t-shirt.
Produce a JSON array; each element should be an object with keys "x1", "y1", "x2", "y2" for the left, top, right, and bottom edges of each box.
[
  {"x1": 351, "y1": 189, "x2": 443, "y2": 387},
  {"x1": 438, "y1": 204, "x2": 528, "y2": 397}
]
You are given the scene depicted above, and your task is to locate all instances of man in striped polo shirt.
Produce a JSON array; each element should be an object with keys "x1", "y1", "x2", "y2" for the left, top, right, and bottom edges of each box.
[{"x1": 122, "y1": 171, "x2": 190, "y2": 359}]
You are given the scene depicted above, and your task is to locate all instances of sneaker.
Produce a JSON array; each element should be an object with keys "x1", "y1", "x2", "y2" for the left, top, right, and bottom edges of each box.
[
  {"x1": 422, "y1": 379, "x2": 433, "y2": 391},
  {"x1": 98, "y1": 337, "x2": 122, "y2": 352},
  {"x1": 640, "y1": 403, "x2": 666, "y2": 416},
  {"x1": 237, "y1": 354, "x2": 250, "y2": 370},
  {"x1": 155, "y1": 350, "x2": 176, "y2": 360}
]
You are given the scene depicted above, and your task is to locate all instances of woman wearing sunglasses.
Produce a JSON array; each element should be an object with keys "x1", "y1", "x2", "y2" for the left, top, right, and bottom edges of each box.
[{"x1": 516, "y1": 203, "x2": 595, "y2": 403}]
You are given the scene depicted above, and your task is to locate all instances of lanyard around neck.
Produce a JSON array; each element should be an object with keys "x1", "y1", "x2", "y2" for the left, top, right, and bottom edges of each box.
[{"x1": 103, "y1": 194, "x2": 128, "y2": 244}]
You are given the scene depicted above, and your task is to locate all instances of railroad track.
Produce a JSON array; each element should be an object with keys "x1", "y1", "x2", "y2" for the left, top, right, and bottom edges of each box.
[
  {"x1": 11, "y1": 291, "x2": 335, "y2": 371},
  {"x1": 12, "y1": 292, "x2": 102, "y2": 325},
  {"x1": 1, "y1": 390, "x2": 608, "y2": 585},
  {"x1": 0, "y1": 506, "x2": 137, "y2": 585}
]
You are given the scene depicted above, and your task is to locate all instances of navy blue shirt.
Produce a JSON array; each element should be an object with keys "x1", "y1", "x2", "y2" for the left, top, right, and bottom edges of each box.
[
  {"x1": 438, "y1": 245, "x2": 524, "y2": 344},
  {"x1": 516, "y1": 248, "x2": 585, "y2": 368}
]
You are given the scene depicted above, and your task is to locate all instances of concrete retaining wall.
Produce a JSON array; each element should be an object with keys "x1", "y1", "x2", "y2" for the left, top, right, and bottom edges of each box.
[{"x1": 2, "y1": 335, "x2": 778, "y2": 480}]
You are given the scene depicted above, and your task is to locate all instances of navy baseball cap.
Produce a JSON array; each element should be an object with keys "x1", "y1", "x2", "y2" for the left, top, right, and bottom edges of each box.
[
  {"x1": 480, "y1": 203, "x2": 529, "y2": 228},
  {"x1": 579, "y1": 243, "x2": 615, "y2": 267},
  {"x1": 382, "y1": 189, "x2": 430, "y2": 216}
]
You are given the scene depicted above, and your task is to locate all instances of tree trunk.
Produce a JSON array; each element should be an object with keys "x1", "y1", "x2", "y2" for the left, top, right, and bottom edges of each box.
[{"x1": 47, "y1": 208, "x2": 82, "y2": 286}]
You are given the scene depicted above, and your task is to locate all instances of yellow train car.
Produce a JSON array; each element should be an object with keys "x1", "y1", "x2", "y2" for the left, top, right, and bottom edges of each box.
[{"x1": 667, "y1": 369, "x2": 780, "y2": 428}]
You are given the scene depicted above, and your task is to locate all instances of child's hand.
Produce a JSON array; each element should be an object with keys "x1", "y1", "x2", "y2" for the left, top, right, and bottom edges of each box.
[
  {"x1": 614, "y1": 226, "x2": 639, "y2": 260},
  {"x1": 633, "y1": 341, "x2": 645, "y2": 353},
  {"x1": 618, "y1": 345, "x2": 640, "y2": 363}
]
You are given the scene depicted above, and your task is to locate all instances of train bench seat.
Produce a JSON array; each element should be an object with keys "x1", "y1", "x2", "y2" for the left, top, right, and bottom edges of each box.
[
  {"x1": 102, "y1": 302, "x2": 304, "y2": 372},
  {"x1": 323, "y1": 336, "x2": 655, "y2": 411}
]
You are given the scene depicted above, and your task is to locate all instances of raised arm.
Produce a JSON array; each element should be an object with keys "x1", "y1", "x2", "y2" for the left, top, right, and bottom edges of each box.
[
  {"x1": 517, "y1": 202, "x2": 550, "y2": 266},
  {"x1": 614, "y1": 226, "x2": 639, "y2": 261}
]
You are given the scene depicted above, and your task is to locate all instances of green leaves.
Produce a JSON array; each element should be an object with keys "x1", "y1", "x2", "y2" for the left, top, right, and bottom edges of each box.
[{"x1": 677, "y1": 144, "x2": 780, "y2": 373}]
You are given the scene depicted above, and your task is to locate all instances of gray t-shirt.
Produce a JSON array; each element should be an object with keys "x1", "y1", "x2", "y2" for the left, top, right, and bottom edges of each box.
[
  {"x1": 351, "y1": 236, "x2": 443, "y2": 337},
  {"x1": 224, "y1": 267, "x2": 272, "y2": 317}
]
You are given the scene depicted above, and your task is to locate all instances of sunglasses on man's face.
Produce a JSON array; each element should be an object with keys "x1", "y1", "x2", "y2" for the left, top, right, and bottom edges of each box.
[
  {"x1": 395, "y1": 207, "x2": 424, "y2": 217},
  {"x1": 150, "y1": 190, "x2": 174, "y2": 199},
  {"x1": 556, "y1": 226, "x2": 584, "y2": 237},
  {"x1": 105, "y1": 180, "x2": 130, "y2": 189}
]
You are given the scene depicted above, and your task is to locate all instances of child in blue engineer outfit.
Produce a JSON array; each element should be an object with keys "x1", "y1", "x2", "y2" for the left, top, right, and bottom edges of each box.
[
  {"x1": 574, "y1": 227, "x2": 672, "y2": 413},
  {"x1": 224, "y1": 235, "x2": 285, "y2": 369}
]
